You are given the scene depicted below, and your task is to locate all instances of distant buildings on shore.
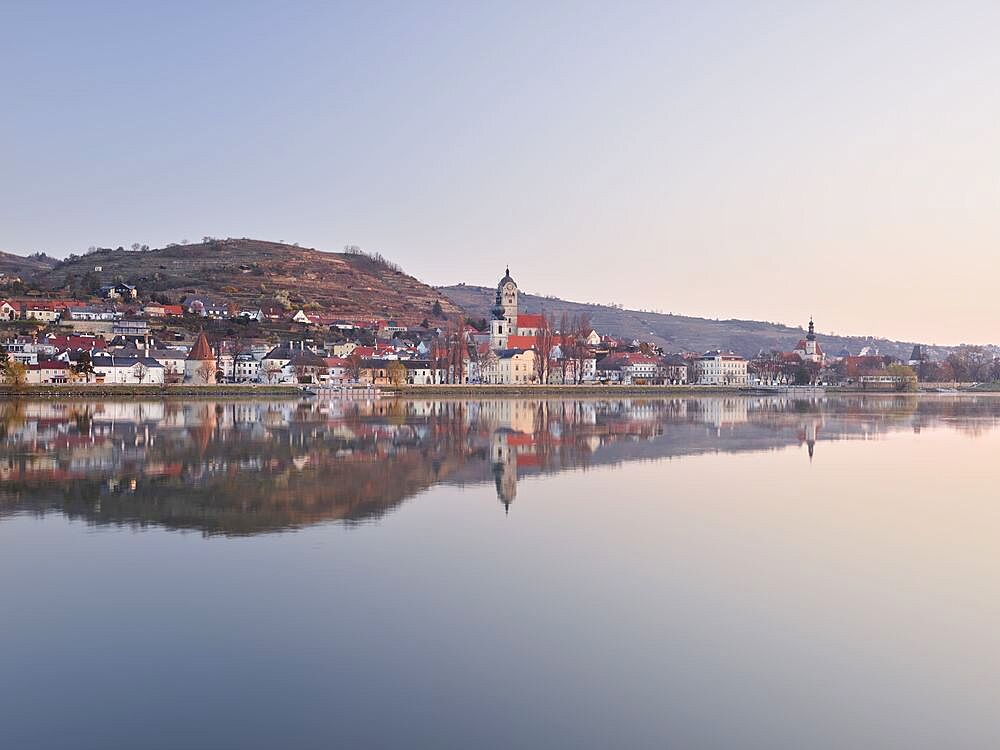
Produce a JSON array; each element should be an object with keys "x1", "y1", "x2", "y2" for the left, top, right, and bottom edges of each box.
[{"x1": 0, "y1": 271, "x2": 972, "y2": 390}]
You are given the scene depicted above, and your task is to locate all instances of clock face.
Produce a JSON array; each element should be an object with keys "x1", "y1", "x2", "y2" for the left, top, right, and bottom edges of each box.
[{"x1": 505, "y1": 283, "x2": 515, "y2": 292}]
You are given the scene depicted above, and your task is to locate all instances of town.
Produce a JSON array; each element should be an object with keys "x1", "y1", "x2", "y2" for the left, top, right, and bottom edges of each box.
[{"x1": 0, "y1": 266, "x2": 991, "y2": 390}]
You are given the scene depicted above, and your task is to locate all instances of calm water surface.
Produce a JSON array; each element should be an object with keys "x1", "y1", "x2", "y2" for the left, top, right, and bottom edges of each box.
[{"x1": 2, "y1": 395, "x2": 1000, "y2": 749}]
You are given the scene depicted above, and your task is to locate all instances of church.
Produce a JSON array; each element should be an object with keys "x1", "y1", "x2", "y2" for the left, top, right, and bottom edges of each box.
[
  {"x1": 792, "y1": 318, "x2": 825, "y2": 364},
  {"x1": 488, "y1": 267, "x2": 546, "y2": 350}
]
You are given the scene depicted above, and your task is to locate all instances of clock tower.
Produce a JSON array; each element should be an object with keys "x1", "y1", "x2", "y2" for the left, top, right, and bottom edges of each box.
[{"x1": 490, "y1": 266, "x2": 519, "y2": 349}]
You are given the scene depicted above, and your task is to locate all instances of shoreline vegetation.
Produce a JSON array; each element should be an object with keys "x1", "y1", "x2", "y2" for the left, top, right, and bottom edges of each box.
[{"x1": 0, "y1": 383, "x2": 984, "y2": 399}]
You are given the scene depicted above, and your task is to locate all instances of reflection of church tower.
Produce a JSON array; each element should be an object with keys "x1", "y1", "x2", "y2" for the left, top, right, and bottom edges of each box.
[
  {"x1": 800, "y1": 417, "x2": 820, "y2": 462},
  {"x1": 491, "y1": 428, "x2": 518, "y2": 513},
  {"x1": 490, "y1": 267, "x2": 518, "y2": 350}
]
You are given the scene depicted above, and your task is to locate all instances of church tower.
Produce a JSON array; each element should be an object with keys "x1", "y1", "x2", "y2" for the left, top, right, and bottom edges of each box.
[
  {"x1": 805, "y1": 317, "x2": 817, "y2": 358},
  {"x1": 490, "y1": 266, "x2": 518, "y2": 350}
]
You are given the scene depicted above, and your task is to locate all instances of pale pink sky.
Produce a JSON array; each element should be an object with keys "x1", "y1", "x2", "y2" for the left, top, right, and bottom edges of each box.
[{"x1": 3, "y1": 2, "x2": 999, "y2": 344}]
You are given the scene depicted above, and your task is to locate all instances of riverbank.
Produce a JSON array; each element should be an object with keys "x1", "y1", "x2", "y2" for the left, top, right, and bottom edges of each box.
[
  {"x1": 0, "y1": 384, "x2": 305, "y2": 399},
  {"x1": 0, "y1": 383, "x2": 985, "y2": 399}
]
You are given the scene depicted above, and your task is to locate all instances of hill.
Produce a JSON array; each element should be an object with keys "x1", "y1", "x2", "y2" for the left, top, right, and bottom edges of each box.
[
  {"x1": 438, "y1": 284, "x2": 939, "y2": 360},
  {"x1": 33, "y1": 239, "x2": 463, "y2": 324},
  {"x1": 0, "y1": 250, "x2": 58, "y2": 278}
]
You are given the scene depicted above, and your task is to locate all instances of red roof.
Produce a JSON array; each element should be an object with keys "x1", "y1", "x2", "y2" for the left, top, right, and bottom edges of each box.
[
  {"x1": 31, "y1": 360, "x2": 69, "y2": 370},
  {"x1": 187, "y1": 332, "x2": 214, "y2": 360},
  {"x1": 506, "y1": 335, "x2": 538, "y2": 350},
  {"x1": 46, "y1": 335, "x2": 106, "y2": 350},
  {"x1": 516, "y1": 313, "x2": 546, "y2": 329},
  {"x1": 795, "y1": 340, "x2": 824, "y2": 355}
]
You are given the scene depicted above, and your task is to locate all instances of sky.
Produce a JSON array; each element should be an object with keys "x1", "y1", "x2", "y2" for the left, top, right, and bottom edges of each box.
[{"x1": 2, "y1": 1, "x2": 1000, "y2": 345}]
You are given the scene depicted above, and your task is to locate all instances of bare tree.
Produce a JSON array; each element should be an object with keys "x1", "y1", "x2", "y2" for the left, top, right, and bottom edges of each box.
[
  {"x1": 196, "y1": 361, "x2": 214, "y2": 385},
  {"x1": 448, "y1": 315, "x2": 466, "y2": 384},
  {"x1": 534, "y1": 315, "x2": 556, "y2": 384},
  {"x1": 572, "y1": 314, "x2": 592, "y2": 384},
  {"x1": 346, "y1": 350, "x2": 363, "y2": 383},
  {"x1": 558, "y1": 312, "x2": 570, "y2": 383}
]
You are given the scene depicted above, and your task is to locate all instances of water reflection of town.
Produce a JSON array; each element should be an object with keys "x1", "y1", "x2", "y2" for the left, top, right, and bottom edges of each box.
[{"x1": 2, "y1": 395, "x2": 999, "y2": 535}]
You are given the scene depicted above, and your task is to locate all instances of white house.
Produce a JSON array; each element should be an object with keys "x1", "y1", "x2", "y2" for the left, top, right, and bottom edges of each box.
[
  {"x1": 403, "y1": 360, "x2": 442, "y2": 385},
  {"x1": 23, "y1": 304, "x2": 60, "y2": 323},
  {"x1": 91, "y1": 355, "x2": 166, "y2": 384},
  {"x1": 480, "y1": 349, "x2": 536, "y2": 385},
  {"x1": 694, "y1": 351, "x2": 748, "y2": 386},
  {"x1": 0, "y1": 300, "x2": 19, "y2": 321},
  {"x1": 233, "y1": 352, "x2": 262, "y2": 382}
]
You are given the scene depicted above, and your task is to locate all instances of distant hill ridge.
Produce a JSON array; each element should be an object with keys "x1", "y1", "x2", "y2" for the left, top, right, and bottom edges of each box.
[
  {"x1": 0, "y1": 240, "x2": 957, "y2": 357},
  {"x1": 0, "y1": 250, "x2": 58, "y2": 277},
  {"x1": 438, "y1": 283, "x2": 942, "y2": 360}
]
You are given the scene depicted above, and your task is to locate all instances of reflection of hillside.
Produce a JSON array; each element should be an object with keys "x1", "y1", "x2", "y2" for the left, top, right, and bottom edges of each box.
[{"x1": 2, "y1": 395, "x2": 1000, "y2": 535}]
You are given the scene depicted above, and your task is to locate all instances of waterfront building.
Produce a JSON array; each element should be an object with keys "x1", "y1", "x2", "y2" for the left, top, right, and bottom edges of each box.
[
  {"x1": 694, "y1": 351, "x2": 748, "y2": 386},
  {"x1": 184, "y1": 332, "x2": 216, "y2": 384}
]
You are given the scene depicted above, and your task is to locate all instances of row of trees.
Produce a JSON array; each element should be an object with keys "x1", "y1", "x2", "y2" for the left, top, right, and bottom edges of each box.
[{"x1": 533, "y1": 313, "x2": 592, "y2": 384}]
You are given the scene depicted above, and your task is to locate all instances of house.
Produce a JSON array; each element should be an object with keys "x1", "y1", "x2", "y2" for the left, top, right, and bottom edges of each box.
[
  {"x1": 91, "y1": 354, "x2": 165, "y2": 384},
  {"x1": 238, "y1": 308, "x2": 264, "y2": 321},
  {"x1": 623, "y1": 354, "x2": 659, "y2": 384},
  {"x1": 25, "y1": 360, "x2": 70, "y2": 384},
  {"x1": 23, "y1": 301, "x2": 61, "y2": 323},
  {"x1": 233, "y1": 352, "x2": 262, "y2": 382},
  {"x1": 145, "y1": 349, "x2": 187, "y2": 382},
  {"x1": 143, "y1": 303, "x2": 184, "y2": 317},
  {"x1": 322, "y1": 357, "x2": 349, "y2": 384},
  {"x1": 67, "y1": 305, "x2": 119, "y2": 322},
  {"x1": 0, "y1": 300, "x2": 19, "y2": 320},
  {"x1": 331, "y1": 341, "x2": 358, "y2": 358},
  {"x1": 3, "y1": 337, "x2": 41, "y2": 365},
  {"x1": 45, "y1": 334, "x2": 106, "y2": 353},
  {"x1": 594, "y1": 353, "x2": 661, "y2": 384},
  {"x1": 479, "y1": 349, "x2": 537, "y2": 385},
  {"x1": 113, "y1": 317, "x2": 149, "y2": 339},
  {"x1": 260, "y1": 306, "x2": 287, "y2": 320},
  {"x1": 402, "y1": 360, "x2": 442, "y2": 385},
  {"x1": 358, "y1": 358, "x2": 398, "y2": 386},
  {"x1": 259, "y1": 342, "x2": 317, "y2": 383},
  {"x1": 376, "y1": 320, "x2": 408, "y2": 338},
  {"x1": 186, "y1": 297, "x2": 230, "y2": 318},
  {"x1": 659, "y1": 355, "x2": 688, "y2": 385},
  {"x1": 693, "y1": 351, "x2": 748, "y2": 386},
  {"x1": 287, "y1": 349, "x2": 329, "y2": 383},
  {"x1": 100, "y1": 283, "x2": 138, "y2": 301},
  {"x1": 595, "y1": 356, "x2": 624, "y2": 384}
]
